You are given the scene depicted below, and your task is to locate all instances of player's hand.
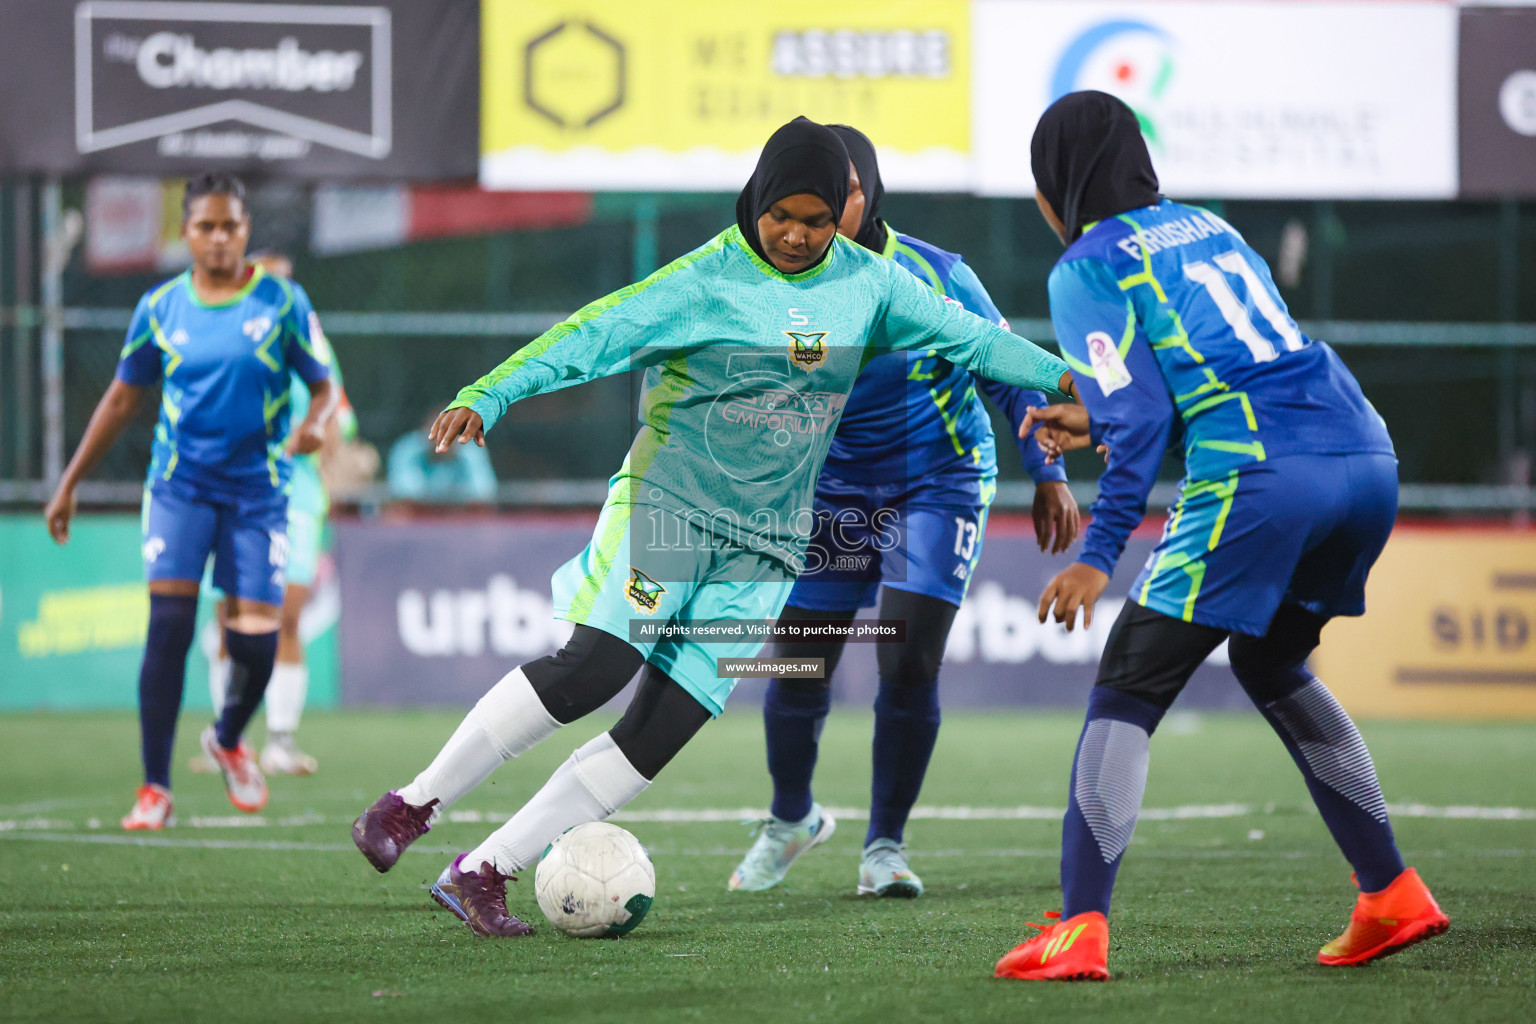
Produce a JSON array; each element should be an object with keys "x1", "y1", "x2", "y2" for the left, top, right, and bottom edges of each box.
[
  {"x1": 1021, "y1": 403, "x2": 1092, "y2": 463},
  {"x1": 1038, "y1": 562, "x2": 1109, "y2": 632},
  {"x1": 44, "y1": 485, "x2": 77, "y2": 545},
  {"x1": 1031, "y1": 480, "x2": 1080, "y2": 555},
  {"x1": 285, "y1": 416, "x2": 326, "y2": 456},
  {"x1": 429, "y1": 406, "x2": 485, "y2": 452}
]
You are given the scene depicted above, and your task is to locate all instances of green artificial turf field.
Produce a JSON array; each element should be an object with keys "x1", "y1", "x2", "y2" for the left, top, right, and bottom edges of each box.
[{"x1": 1, "y1": 709, "x2": 1532, "y2": 1023}]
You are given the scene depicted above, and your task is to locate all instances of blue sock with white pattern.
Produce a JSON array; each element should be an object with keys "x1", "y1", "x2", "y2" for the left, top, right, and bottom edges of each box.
[
  {"x1": 1240, "y1": 667, "x2": 1405, "y2": 892},
  {"x1": 1060, "y1": 687, "x2": 1166, "y2": 918}
]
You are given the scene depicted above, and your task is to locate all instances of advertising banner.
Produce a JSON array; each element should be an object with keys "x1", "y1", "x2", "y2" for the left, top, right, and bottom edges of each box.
[
  {"x1": 480, "y1": 0, "x2": 971, "y2": 191},
  {"x1": 1311, "y1": 528, "x2": 1536, "y2": 720},
  {"x1": 971, "y1": 0, "x2": 1458, "y2": 199},
  {"x1": 336, "y1": 517, "x2": 590, "y2": 707},
  {"x1": 83, "y1": 176, "x2": 189, "y2": 273},
  {"x1": 0, "y1": 515, "x2": 340, "y2": 711},
  {"x1": 1458, "y1": 5, "x2": 1536, "y2": 197},
  {"x1": 0, "y1": 0, "x2": 477, "y2": 178},
  {"x1": 335, "y1": 515, "x2": 1241, "y2": 711}
]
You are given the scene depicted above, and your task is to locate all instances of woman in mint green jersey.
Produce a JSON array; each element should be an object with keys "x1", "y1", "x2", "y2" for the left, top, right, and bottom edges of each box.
[{"x1": 351, "y1": 117, "x2": 1078, "y2": 937}]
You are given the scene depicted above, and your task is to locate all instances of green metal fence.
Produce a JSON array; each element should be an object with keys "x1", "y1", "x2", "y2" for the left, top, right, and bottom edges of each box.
[{"x1": 2, "y1": 181, "x2": 1533, "y2": 512}]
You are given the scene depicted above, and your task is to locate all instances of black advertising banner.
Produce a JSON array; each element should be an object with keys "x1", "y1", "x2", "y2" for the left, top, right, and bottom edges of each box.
[
  {"x1": 335, "y1": 516, "x2": 1240, "y2": 711},
  {"x1": 1459, "y1": 5, "x2": 1536, "y2": 197},
  {"x1": 0, "y1": 0, "x2": 477, "y2": 178},
  {"x1": 337, "y1": 517, "x2": 594, "y2": 707}
]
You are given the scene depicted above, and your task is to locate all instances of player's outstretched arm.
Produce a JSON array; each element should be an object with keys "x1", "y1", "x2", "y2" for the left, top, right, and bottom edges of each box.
[
  {"x1": 429, "y1": 406, "x2": 486, "y2": 452},
  {"x1": 873, "y1": 264, "x2": 1071, "y2": 397},
  {"x1": 449, "y1": 241, "x2": 718, "y2": 434},
  {"x1": 45, "y1": 379, "x2": 145, "y2": 544},
  {"x1": 1034, "y1": 260, "x2": 1175, "y2": 629}
]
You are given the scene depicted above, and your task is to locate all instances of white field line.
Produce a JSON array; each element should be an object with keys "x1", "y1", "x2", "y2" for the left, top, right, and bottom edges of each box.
[
  {"x1": 1, "y1": 802, "x2": 1532, "y2": 838},
  {"x1": 1389, "y1": 802, "x2": 1536, "y2": 820},
  {"x1": 0, "y1": 797, "x2": 101, "y2": 817},
  {"x1": 2, "y1": 831, "x2": 1532, "y2": 859}
]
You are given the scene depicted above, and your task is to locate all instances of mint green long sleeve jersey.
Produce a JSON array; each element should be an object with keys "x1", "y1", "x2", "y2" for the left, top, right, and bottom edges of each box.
[{"x1": 449, "y1": 225, "x2": 1070, "y2": 569}]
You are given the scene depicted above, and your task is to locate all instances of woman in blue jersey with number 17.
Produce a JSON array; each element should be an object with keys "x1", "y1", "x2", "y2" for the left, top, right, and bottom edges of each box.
[
  {"x1": 44, "y1": 173, "x2": 337, "y2": 831},
  {"x1": 992, "y1": 91, "x2": 1447, "y2": 982}
]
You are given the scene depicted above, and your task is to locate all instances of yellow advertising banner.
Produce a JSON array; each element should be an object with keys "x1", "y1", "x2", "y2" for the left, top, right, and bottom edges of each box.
[
  {"x1": 1312, "y1": 528, "x2": 1536, "y2": 719},
  {"x1": 481, "y1": 0, "x2": 971, "y2": 190}
]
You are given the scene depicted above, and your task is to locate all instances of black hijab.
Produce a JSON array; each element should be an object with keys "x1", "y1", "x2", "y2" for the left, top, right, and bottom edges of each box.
[
  {"x1": 735, "y1": 116, "x2": 849, "y2": 269},
  {"x1": 828, "y1": 124, "x2": 887, "y2": 253},
  {"x1": 1030, "y1": 90, "x2": 1161, "y2": 244}
]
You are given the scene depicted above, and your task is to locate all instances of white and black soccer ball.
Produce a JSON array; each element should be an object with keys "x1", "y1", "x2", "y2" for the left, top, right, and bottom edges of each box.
[{"x1": 534, "y1": 822, "x2": 655, "y2": 938}]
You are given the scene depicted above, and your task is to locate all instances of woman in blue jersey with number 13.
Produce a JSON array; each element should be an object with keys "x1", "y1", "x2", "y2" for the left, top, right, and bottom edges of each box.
[{"x1": 45, "y1": 173, "x2": 337, "y2": 831}]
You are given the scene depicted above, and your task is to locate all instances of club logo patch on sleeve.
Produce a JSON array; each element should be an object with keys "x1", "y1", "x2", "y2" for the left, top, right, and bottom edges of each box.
[
  {"x1": 624, "y1": 567, "x2": 666, "y2": 614},
  {"x1": 1086, "y1": 331, "x2": 1133, "y2": 397},
  {"x1": 786, "y1": 332, "x2": 828, "y2": 370},
  {"x1": 308, "y1": 311, "x2": 335, "y2": 366}
]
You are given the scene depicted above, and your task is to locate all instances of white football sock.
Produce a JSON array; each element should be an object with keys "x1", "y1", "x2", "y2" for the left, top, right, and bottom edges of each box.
[
  {"x1": 397, "y1": 667, "x2": 561, "y2": 814},
  {"x1": 264, "y1": 663, "x2": 308, "y2": 734},
  {"x1": 208, "y1": 656, "x2": 231, "y2": 712},
  {"x1": 464, "y1": 732, "x2": 649, "y2": 876}
]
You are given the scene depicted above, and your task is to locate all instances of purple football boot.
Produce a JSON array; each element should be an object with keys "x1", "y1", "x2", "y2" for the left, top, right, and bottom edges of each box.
[
  {"x1": 352, "y1": 791, "x2": 438, "y2": 872},
  {"x1": 430, "y1": 854, "x2": 535, "y2": 937}
]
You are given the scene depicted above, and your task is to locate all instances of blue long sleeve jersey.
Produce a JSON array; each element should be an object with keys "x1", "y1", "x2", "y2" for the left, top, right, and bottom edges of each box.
[
  {"x1": 822, "y1": 228, "x2": 1065, "y2": 486},
  {"x1": 1051, "y1": 199, "x2": 1394, "y2": 577}
]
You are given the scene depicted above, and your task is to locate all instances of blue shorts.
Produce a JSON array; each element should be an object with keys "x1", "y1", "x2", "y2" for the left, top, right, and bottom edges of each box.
[
  {"x1": 202, "y1": 463, "x2": 324, "y2": 594},
  {"x1": 1132, "y1": 452, "x2": 1397, "y2": 636},
  {"x1": 788, "y1": 469, "x2": 996, "y2": 612},
  {"x1": 141, "y1": 478, "x2": 288, "y2": 605}
]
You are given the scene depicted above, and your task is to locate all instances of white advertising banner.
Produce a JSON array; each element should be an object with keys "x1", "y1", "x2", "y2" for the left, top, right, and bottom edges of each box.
[{"x1": 972, "y1": 0, "x2": 1458, "y2": 198}]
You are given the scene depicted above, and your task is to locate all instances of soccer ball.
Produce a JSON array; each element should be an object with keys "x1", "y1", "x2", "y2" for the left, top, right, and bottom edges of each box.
[{"x1": 534, "y1": 822, "x2": 656, "y2": 938}]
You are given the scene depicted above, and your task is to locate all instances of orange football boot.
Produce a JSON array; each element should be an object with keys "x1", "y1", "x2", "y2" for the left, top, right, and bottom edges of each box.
[
  {"x1": 995, "y1": 910, "x2": 1110, "y2": 981},
  {"x1": 1318, "y1": 868, "x2": 1449, "y2": 966},
  {"x1": 121, "y1": 784, "x2": 174, "y2": 830}
]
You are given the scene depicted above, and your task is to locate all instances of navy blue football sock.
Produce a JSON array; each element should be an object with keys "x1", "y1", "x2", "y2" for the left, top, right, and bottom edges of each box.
[
  {"x1": 1240, "y1": 666, "x2": 1406, "y2": 892},
  {"x1": 764, "y1": 679, "x2": 831, "y2": 823},
  {"x1": 866, "y1": 677, "x2": 940, "y2": 845},
  {"x1": 215, "y1": 628, "x2": 278, "y2": 750},
  {"x1": 138, "y1": 594, "x2": 198, "y2": 789},
  {"x1": 1061, "y1": 687, "x2": 1166, "y2": 918}
]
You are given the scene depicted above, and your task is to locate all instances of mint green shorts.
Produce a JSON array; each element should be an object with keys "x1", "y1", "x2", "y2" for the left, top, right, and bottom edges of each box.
[
  {"x1": 284, "y1": 460, "x2": 327, "y2": 588},
  {"x1": 551, "y1": 503, "x2": 796, "y2": 716}
]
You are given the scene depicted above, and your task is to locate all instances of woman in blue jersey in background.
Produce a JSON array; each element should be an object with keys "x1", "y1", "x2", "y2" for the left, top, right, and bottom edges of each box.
[
  {"x1": 993, "y1": 91, "x2": 1447, "y2": 981},
  {"x1": 195, "y1": 251, "x2": 357, "y2": 777},
  {"x1": 728, "y1": 125, "x2": 1081, "y2": 899},
  {"x1": 45, "y1": 173, "x2": 337, "y2": 830}
]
